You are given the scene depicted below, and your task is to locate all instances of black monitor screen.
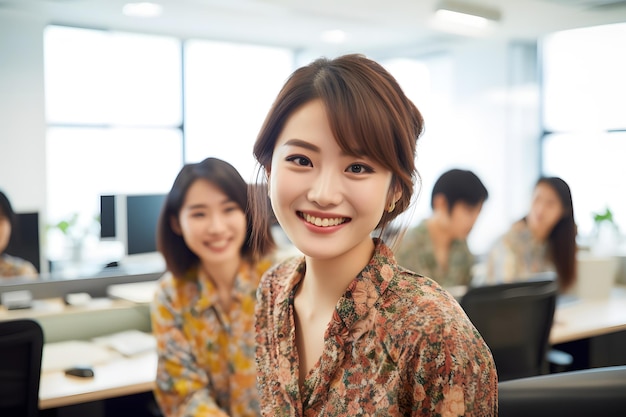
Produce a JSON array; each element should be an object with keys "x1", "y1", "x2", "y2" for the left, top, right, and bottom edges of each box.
[
  {"x1": 126, "y1": 194, "x2": 166, "y2": 255},
  {"x1": 5, "y1": 212, "x2": 40, "y2": 272},
  {"x1": 100, "y1": 195, "x2": 116, "y2": 239}
]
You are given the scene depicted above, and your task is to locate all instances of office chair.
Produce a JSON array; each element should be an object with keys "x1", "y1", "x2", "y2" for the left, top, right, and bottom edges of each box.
[
  {"x1": 460, "y1": 278, "x2": 558, "y2": 381},
  {"x1": 0, "y1": 318, "x2": 44, "y2": 417},
  {"x1": 499, "y1": 365, "x2": 626, "y2": 417}
]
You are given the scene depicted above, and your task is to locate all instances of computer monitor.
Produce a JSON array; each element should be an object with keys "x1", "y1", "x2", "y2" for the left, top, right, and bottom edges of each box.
[
  {"x1": 99, "y1": 194, "x2": 166, "y2": 257},
  {"x1": 5, "y1": 212, "x2": 41, "y2": 272},
  {"x1": 99, "y1": 195, "x2": 116, "y2": 239}
]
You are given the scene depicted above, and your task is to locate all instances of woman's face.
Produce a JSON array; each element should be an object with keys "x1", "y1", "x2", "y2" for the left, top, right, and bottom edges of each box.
[
  {"x1": 527, "y1": 182, "x2": 564, "y2": 239},
  {"x1": 172, "y1": 179, "x2": 247, "y2": 269},
  {"x1": 268, "y1": 99, "x2": 399, "y2": 261},
  {"x1": 0, "y1": 215, "x2": 11, "y2": 253}
]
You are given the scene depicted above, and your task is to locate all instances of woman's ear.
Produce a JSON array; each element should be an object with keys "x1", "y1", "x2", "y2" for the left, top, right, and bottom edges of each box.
[
  {"x1": 170, "y1": 215, "x2": 182, "y2": 236},
  {"x1": 432, "y1": 193, "x2": 449, "y2": 213},
  {"x1": 392, "y1": 185, "x2": 402, "y2": 207}
]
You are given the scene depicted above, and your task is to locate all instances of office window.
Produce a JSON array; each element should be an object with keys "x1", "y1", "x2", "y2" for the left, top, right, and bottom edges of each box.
[
  {"x1": 543, "y1": 132, "x2": 626, "y2": 237},
  {"x1": 44, "y1": 26, "x2": 182, "y2": 126},
  {"x1": 184, "y1": 40, "x2": 294, "y2": 182},
  {"x1": 542, "y1": 23, "x2": 626, "y2": 132},
  {"x1": 44, "y1": 26, "x2": 183, "y2": 260},
  {"x1": 541, "y1": 23, "x2": 626, "y2": 238}
]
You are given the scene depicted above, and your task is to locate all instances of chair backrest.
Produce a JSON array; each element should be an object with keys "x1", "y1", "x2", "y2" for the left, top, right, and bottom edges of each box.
[
  {"x1": 499, "y1": 365, "x2": 626, "y2": 417},
  {"x1": 0, "y1": 318, "x2": 44, "y2": 417},
  {"x1": 460, "y1": 278, "x2": 558, "y2": 381}
]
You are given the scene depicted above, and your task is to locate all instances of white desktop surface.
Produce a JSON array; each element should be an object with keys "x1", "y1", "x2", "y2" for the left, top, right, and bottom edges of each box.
[
  {"x1": 39, "y1": 346, "x2": 157, "y2": 409},
  {"x1": 107, "y1": 280, "x2": 159, "y2": 304}
]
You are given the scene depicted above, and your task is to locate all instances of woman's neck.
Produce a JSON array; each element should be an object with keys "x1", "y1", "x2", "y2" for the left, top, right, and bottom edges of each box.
[
  {"x1": 526, "y1": 218, "x2": 550, "y2": 243},
  {"x1": 200, "y1": 256, "x2": 242, "y2": 292},
  {"x1": 427, "y1": 217, "x2": 453, "y2": 248},
  {"x1": 298, "y1": 237, "x2": 375, "y2": 312}
]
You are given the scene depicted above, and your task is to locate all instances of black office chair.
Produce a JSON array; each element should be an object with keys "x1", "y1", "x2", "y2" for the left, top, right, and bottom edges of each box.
[
  {"x1": 460, "y1": 278, "x2": 558, "y2": 381},
  {"x1": 499, "y1": 365, "x2": 626, "y2": 417},
  {"x1": 0, "y1": 318, "x2": 44, "y2": 417}
]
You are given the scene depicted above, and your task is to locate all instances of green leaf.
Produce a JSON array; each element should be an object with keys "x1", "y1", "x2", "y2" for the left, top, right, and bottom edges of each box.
[{"x1": 593, "y1": 207, "x2": 614, "y2": 224}]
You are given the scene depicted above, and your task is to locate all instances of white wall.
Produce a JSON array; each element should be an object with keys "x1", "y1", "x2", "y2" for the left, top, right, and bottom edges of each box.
[
  {"x1": 0, "y1": 10, "x2": 48, "y2": 270},
  {"x1": 0, "y1": 11, "x2": 47, "y2": 210}
]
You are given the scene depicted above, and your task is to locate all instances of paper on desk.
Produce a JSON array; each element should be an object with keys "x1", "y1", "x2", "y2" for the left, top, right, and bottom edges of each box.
[
  {"x1": 42, "y1": 340, "x2": 120, "y2": 372},
  {"x1": 92, "y1": 329, "x2": 156, "y2": 357}
]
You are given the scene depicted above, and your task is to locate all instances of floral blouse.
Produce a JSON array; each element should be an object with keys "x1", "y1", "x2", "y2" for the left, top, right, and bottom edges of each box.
[
  {"x1": 395, "y1": 220, "x2": 475, "y2": 288},
  {"x1": 0, "y1": 253, "x2": 37, "y2": 278},
  {"x1": 255, "y1": 239, "x2": 498, "y2": 416},
  {"x1": 151, "y1": 259, "x2": 272, "y2": 417},
  {"x1": 485, "y1": 219, "x2": 553, "y2": 284}
]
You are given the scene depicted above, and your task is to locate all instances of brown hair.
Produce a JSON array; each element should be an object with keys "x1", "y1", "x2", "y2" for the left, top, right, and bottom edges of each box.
[
  {"x1": 249, "y1": 54, "x2": 424, "y2": 253},
  {"x1": 157, "y1": 157, "x2": 275, "y2": 278}
]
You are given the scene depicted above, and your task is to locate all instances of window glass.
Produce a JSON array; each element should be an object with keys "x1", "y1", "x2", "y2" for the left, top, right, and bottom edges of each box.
[
  {"x1": 542, "y1": 23, "x2": 626, "y2": 132},
  {"x1": 44, "y1": 25, "x2": 183, "y2": 264},
  {"x1": 184, "y1": 40, "x2": 294, "y2": 182},
  {"x1": 44, "y1": 26, "x2": 182, "y2": 126},
  {"x1": 542, "y1": 132, "x2": 626, "y2": 238},
  {"x1": 542, "y1": 23, "x2": 626, "y2": 242},
  {"x1": 46, "y1": 127, "x2": 182, "y2": 225}
]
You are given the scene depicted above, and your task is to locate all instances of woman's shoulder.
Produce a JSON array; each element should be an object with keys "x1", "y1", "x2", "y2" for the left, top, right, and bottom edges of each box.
[
  {"x1": 154, "y1": 270, "x2": 199, "y2": 301},
  {"x1": 387, "y1": 268, "x2": 460, "y2": 317},
  {"x1": 258, "y1": 256, "x2": 304, "y2": 291},
  {"x1": 377, "y1": 269, "x2": 482, "y2": 358},
  {"x1": 0, "y1": 253, "x2": 38, "y2": 278}
]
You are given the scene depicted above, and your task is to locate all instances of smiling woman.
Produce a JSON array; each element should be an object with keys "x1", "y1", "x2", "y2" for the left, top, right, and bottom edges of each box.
[
  {"x1": 150, "y1": 157, "x2": 276, "y2": 417},
  {"x1": 249, "y1": 53, "x2": 497, "y2": 416}
]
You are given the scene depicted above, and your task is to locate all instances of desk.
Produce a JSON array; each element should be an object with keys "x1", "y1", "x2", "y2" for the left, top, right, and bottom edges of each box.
[
  {"x1": 39, "y1": 348, "x2": 157, "y2": 410},
  {"x1": 34, "y1": 286, "x2": 626, "y2": 410},
  {"x1": 550, "y1": 286, "x2": 626, "y2": 345}
]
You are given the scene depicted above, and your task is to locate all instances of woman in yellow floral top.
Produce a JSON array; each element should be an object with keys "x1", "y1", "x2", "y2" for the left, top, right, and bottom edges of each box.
[
  {"x1": 151, "y1": 157, "x2": 275, "y2": 417},
  {"x1": 249, "y1": 54, "x2": 497, "y2": 416}
]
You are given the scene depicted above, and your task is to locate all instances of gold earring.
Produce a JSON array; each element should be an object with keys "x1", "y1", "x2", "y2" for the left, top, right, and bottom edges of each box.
[{"x1": 387, "y1": 201, "x2": 396, "y2": 213}]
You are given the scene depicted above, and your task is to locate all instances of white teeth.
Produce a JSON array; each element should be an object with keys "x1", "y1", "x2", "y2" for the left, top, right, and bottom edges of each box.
[
  {"x1": 208, "y1": 240, "x2": 228, "y2": 249},
  {"x1": 304, "y1": 213, "x2": 346, "y2": 227}
]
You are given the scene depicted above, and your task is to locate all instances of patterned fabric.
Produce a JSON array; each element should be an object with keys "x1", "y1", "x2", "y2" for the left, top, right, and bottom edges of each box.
[
  {"x1": 256, "y1": 239, "x2": 498, "y2": 417},
  {"x1": 485, "y1": 219, "x2": 553, "y2": 284},
  {"x1": 395, "y1": 220, "x2": 475, "y2": 287},
  {"x1": 151, "y1": 259, "x2": 273, "y2": 417},
  {"x1": 0, "y1": 253, "x2": 37, "y2": 278}
]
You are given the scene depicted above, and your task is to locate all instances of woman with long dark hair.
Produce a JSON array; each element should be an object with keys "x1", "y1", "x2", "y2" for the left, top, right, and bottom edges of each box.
[{"x1": 486, "y1": 177, "x2": 577, "y2": 291}]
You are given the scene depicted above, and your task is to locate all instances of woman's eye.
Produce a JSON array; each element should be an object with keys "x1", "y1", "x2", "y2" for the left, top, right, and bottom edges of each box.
[
  {"x1": 347, "y1": 164, "x2": 373, "y2": 174},
  {"x1": 286, "y1": 155, "x2": 312, "y2": 167}
]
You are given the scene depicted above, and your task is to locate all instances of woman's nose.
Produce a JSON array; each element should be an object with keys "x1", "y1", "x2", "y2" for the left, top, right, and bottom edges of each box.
[
  {"x1": 306, "y1": 170, "x2": 343, "y2": 207},
  {"x1": 206, "y1": 213, "x2": 227, "y2": 233}
]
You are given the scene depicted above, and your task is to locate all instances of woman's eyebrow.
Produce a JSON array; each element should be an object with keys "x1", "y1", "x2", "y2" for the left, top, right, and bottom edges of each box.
[{"x1": 282, "y1": 138, "x2": 320, "y2": 153}]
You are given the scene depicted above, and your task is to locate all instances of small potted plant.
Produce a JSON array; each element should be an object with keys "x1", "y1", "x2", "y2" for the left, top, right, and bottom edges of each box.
[{"x1": 591, "y1": 207, "x2": 619, "y2": 256}]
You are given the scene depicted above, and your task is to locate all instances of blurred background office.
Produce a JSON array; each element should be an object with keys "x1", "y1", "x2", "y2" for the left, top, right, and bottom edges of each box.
[{"x1": 0, "y1": 0, "x2": 625, "y2": 279}]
